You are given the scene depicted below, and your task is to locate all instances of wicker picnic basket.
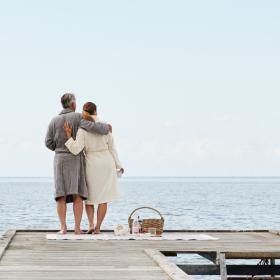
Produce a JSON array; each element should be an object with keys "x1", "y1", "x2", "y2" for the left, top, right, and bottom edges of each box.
[{"x1": 128, "y1": 206, "x2": 164, "y2": 235}]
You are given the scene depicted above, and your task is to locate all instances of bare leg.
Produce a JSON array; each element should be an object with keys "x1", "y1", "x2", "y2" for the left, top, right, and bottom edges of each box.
[
  {"x1": 73, "y1": 195, "x2": 83, "y2": 234},
  {"x1": 56, "y1": 197, "x2": 67, "y2": 234},
  {"x1": 85, "y1": 204, "x2": 95, "y2": 233},
  {"x1": 95, "y1": 203, "x2": 107, "y2": 234}
]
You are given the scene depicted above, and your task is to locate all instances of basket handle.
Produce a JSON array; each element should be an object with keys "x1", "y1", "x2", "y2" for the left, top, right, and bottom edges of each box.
[{"x1": 128, "y1": 206, "x2": 164, "y2": 222}]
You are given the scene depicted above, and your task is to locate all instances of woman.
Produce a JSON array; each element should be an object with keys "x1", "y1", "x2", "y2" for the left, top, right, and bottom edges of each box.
[{"x1": 64, "y1": 102, "x2": 124, "y2": 234}]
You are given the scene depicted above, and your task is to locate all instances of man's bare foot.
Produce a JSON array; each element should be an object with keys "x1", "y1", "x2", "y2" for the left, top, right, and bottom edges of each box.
[
  {"x1": 58, "y1": 225, "x2": 67, "y2": 235},
  {"x1": 74, "y1": 229, "x2": 85, "y2": 235}
]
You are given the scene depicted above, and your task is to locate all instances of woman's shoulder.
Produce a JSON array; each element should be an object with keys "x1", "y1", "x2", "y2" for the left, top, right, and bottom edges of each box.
[{"x1": 81, "y1": 127, "x2": 105, "y2": 139}]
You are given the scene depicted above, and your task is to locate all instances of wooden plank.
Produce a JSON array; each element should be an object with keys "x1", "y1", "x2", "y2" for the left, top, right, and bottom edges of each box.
[
  {"x1": 178, "y1": 264, "x2": 280, "y2": 276},
  {"x1": 0, "y1": 230, "x2": 16, "y2": 260},
  {"x1": 0, "y1": 265, "x2": 162, "y2": 271},
  {"x1": 225, "y1": 252, "x2": 280, "y2": 259},
  {"x1": 0, "y1": 270, "x2": 170, "y2": 279},
  {"x1": 218, "y1": 253, "x2": 227, "y2": 280},
  {"x1": 227, "y1": 278, "x2": 280, "y2": 280},
  {"x1": 145, "y1": 249, "x2": 192, "y2": 280}
]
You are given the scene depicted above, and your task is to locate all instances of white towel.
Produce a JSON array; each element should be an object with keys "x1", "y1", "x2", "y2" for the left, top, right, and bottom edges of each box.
[{"x1": 46, "y1": 233, "x2": 218, "y2": 241}]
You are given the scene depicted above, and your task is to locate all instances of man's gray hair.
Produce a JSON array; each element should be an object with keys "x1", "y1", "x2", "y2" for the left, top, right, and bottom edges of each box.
[{"x1": 61, "y1": 93, "x2": 76, "y2": 109}]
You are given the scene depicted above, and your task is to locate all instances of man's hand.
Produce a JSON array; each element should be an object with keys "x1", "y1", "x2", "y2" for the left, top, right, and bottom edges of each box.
[
  {"x1": 64, "y1": 122, "x2": 73, "y2": 139},
  {"x1": 108, "y1": 124, "x2": 112, "y2": 133}
]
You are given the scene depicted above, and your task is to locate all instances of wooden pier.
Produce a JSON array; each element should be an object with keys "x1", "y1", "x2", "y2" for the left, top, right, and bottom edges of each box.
[{"x1": 1, "y1": 230, "x2": 280, "y2": 279}]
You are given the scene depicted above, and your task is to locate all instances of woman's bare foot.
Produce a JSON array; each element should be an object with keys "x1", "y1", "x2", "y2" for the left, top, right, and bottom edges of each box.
[
  {"x1": 58, "y1": 225, "x2": 67, "y2": 235},
  {"x1": 94, "y1": 227, "x2": 101, "y2": 234},
  {"x1": 86, "y1": 228, "x2": 95, "y2": 234}
]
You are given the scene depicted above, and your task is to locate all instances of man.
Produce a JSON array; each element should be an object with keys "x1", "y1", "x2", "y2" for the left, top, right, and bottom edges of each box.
[{"x1": 45, "y1": 93, "x2": 110, "y2": 234}]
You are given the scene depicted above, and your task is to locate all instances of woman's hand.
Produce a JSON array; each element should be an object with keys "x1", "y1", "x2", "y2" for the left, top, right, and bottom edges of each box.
[{"x1": 64, "y1": 122, "x2": 73, "y2": 139}]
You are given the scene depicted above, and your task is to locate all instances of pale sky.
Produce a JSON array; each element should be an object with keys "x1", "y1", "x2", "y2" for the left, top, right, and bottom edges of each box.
[{"x1": 0, "y1": 0, "x2": 279, "y2": 176}]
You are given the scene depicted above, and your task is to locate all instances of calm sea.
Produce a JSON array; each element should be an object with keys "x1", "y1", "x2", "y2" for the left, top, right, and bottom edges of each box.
[{"x1": 0, "y1": 176, "x2": 280, "y2": 235}]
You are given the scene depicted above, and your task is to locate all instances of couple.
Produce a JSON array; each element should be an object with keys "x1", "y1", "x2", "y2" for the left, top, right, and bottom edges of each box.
[{"x1": 45, "y1": 93, "x2": 124, "y2": 234}]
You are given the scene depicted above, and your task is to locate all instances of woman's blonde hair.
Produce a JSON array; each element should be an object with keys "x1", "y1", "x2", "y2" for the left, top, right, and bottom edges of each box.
[
  {"x1": 82, "y1": 110, "x2": 93, "y2": 121},
  {"x1": 82, "y1": 102, "x2": 97, "y2": 121}
]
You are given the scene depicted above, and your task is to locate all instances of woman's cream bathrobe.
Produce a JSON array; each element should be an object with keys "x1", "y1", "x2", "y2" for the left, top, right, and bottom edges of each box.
[{"x1": 65, "y1": 127, "x2": 122, "y2": 205}]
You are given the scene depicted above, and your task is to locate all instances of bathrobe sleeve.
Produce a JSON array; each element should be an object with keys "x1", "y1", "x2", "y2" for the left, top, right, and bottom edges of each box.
[
  {"x1": 80, "y1": 119, "x2": 109, "y2": 135},
  {"x1": 65, "y1": 128, "x2": 86, "y2": 155},
  {"x1": 108, "y1": 133, "x2": 123, "y2": 169},
  {"x1": 45, "y1": 119, "x2": 56, "y2": 151}
]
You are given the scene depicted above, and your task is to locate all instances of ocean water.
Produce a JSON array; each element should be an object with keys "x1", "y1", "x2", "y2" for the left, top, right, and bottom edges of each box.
[
  {"x1": 1, "y1": 177, "x2": 279, "y2": 279},
  {"x1": 1, "y1": 176, "x2": 280, "y2": 235}
]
